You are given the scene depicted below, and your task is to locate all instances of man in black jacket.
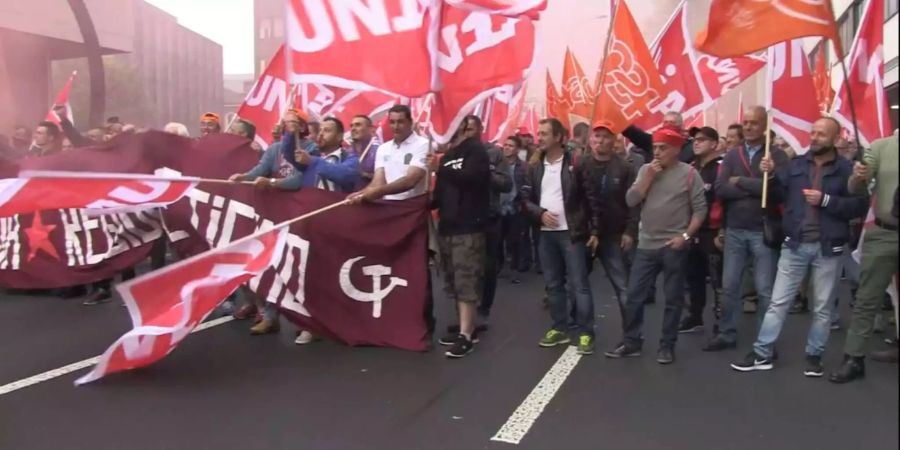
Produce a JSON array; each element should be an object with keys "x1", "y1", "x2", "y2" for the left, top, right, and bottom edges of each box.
[
  {"x1": 432, "y1": 132, "x2": 491, "y2": 359},
  {"x1": 523, "y1": 118, "x2": 599, "y2": 355},
  {"x1": 680, "y1": 127, "x2": 725, "y2": 333},
  {"x1": 580, "y1": 125, "x2": 638, "y2": 323}
]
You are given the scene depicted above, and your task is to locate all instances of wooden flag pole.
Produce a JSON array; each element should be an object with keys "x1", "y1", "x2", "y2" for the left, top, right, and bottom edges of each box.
[
  {"x1": 761, "y1": 112, "x2": 773, "y2": 209},
  {"x1": 587, "y1": 0, "x2": 619, "y2": 129}
]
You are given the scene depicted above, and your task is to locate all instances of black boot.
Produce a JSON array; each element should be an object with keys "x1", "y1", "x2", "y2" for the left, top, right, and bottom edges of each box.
[{"x1": 828, "y1": 355, "x2": 866, "y2": 384}]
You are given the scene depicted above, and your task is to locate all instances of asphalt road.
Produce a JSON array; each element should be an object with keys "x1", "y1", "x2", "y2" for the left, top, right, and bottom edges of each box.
[{"x1": 1, "y1": 269, "x2": 897, "y2": 450}]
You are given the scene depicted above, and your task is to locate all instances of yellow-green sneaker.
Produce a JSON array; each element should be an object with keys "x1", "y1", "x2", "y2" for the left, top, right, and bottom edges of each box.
[
  {"x1": 539, "y1": 329, "x2": 570, "y2": 347},
  {"x1": 576, "y1": 335, "x2": 594, "y2": 355}
]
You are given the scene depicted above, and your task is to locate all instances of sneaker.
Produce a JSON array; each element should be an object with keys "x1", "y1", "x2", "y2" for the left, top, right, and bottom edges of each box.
[
  {"x1": 830, "y1": 321, "x2": 842, "y2": 331},
  {"x1": 249, "y1": 319, "x2": 280, "y2": 335},
  {"x1": 804, "y1": 355, "x2": 824, "y2": 377},
  {"x1": 233, "y1": 304, "x2": 258, "y2": 320},
  {"x1": 439, "y1": 329, "x2": 481, "y2": 345},
  {"x1": 82, "y1": 289, "x2": 112, "y2": 306},
  {"x1": 788, "y1": 300, "x2": 808, "y2": 315},
  {"x1": 511, "y1": 278, "x2": 522, "y2": 285},
  {"x1": 730, "y1": 351, "x2": 774, "y2": 372},
  {"x1": 604, "y1": 343, "x2": 642, "y2": 358},
  {"x1": 657, "y1": 347, "x2": 675, "y2": 365},
  {"x1": 576, "y1": 335, "x2": 594, "y2": 355},
  {"x1": 538, "y1": 330, "x2": 571, "y2": 347},
  {"x1": 678, "y1": 316, "x2": 704, "y2": 334},
  {"x1": 294, "y1": 330, "x2": 318, "y2": 345},
  {"x1": 445, "y1": 334, "x2": 474, "y2": 358}
]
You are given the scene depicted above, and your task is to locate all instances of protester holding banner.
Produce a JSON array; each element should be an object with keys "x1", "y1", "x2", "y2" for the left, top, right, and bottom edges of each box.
[
  {"x1": 28, "y1": 121, "x2": 61, "y2": 158},
  {"x1": 228, "y1": 110, "x2": 313, "y2": 192},
  {"x1": 705, "y1": 106, "x2": 788, "y2": 353},
  {"x1": 731, "y1": 117, "x2": 867, "y2": 377},
  {"x1": 350, "y1": 115, "x2": 379, "y2": 189},
  {"x1": 286, "y1": 117, "x2": 360, "y2": 193}
]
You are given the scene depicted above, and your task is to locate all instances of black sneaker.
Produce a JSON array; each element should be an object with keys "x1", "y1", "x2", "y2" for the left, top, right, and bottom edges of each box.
[
  {"x1": 82, "y1": 289, "x2": 112, "y2": 306},
  {"x1": 730, "y1": 351, "x2": 774, "y2": 372},
  {"x1": 657, "y1": 347, "x2": 675, "y2": 365},
  {"x1": 678, "y1": 316, "x2": 704, "y2": 334},
  {"x1": 804, "y1": 355, "x2": 824, "y2": 377},
  {"x1": 445, "y1": 334, "x2": 474, "y2": 358},
  {"x1": 604, "y1": 343, "x2": 642, "y2": 359},
  {"x1": 439, "y1": 329, "x2": 480, "y2": 346},
  {"x1": 702, "y1": 336, "x2": 737, "y2": 352}
]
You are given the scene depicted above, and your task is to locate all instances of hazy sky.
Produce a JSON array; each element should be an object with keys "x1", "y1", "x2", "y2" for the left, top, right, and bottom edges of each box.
[{"x1": 145, "y1": 0, "x2": 255, "y2": 75}]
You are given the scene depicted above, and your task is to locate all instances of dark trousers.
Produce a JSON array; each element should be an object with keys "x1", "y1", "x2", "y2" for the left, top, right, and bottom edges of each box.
[
  {"x1": 623, "y1": 246, "x2": 688, "y2": 349},
  {"x1": 479, "y1": 218, "x2": 501, "y2": 317},
  {"x1": 686, "y1": 229, "x2": 723, "y2": 322},
  {"x1": 532, "y1": 224, "x2": 542, "y2": 272},
  {"x1": 499, "y1": 213, "x2": 529, "y2": 273}
]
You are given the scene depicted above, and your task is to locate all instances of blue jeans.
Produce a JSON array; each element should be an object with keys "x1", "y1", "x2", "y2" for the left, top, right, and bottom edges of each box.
[
  {"x1": 540, "y1": 231, "x2": 595, "y2": 337},
  {"x1": 622, "y1": 246, "x2": 688, "y2": 349},
  {"x1": 717, "y1": 229, "x2": 778, "y2": 343},
  {"x1": 754, "y1": 243, "x2": 843, "y2": 358}
]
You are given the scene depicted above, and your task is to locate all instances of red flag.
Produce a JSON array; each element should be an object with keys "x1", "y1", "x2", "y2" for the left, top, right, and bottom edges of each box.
[
  {"x1": 443, "y1": 0, "x2": 547, "y2": 19},
  {"x1": 767, "y1": 40, "x2": 820, "y2": 155},
  {"x1": 286, "y1": 0, "x2": 434, "y2": 97},
  {"x1": 520, "y1": 104, "x2": 539, "y2": 137},
  {"x1": 75, "y1": 226, "x2": 288, "y2": 384},
  {"x1": 812, "y1": 46, "x2": 835, "y2": 114},
  {"x1": 482, "y1": 83, "x2": 526, "y2": 142},
  {"x1": 560, "y1": 48, "x2": 594, "y2": 120},
  {"x1": 684, "y1": 111, "x2": 705, "y2": 129},
  {"x1": 45, "y1": 70, "x2": 77, "y2": 126},
  {"x1": 696, "y1": 0, "x2": 842, "y2": 59},
  {"x1": 375, "y1": 112, "x2": 394, "y2": 143},
  {"x1": 591, "y1": 0, "x2": 665, "y2": 133},
  {"x1": 237, "y1": 45, "x2": 289, "y2": 148},
  {"x1": 832, "y1": 0, "x2": 891, "y2": 147},
  {"x1": 546, "y1": 70, "x2": 570, "y2": 130},
  {"x1": 635, "y1": 1, "x2": 765, "y2": 131},
  {"x1": 412, "y1": 3, "x2": 536, "y2": 143},
  {"x1": 0, "y1": 171, "x2": 198, "y2": 217}
]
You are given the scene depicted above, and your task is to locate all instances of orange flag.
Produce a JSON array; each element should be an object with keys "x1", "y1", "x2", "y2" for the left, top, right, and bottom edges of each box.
[
  {"x1": 546, "y1": 70, "x2": 571, "y2": 130},
  {"x1": 591, "y1": 0, "x2": 665, "y2": 133},
  {"x1": 561, "y1": 48, "x2": 594, "y2": 120},
  {"x1": 695, "y1": 0, "x2": 842, "y2": 59}
]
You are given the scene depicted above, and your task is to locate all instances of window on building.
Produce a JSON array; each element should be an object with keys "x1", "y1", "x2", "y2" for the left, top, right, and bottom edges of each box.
[
  {"x1": 838, "y1": 0, "x2": 863, "y2": 55},
  {"x1": 888, "y1": 0, "x2": 899, "y2": 19},
  {"x1": 258, "y1": 19, "x2": 272, "y2": 40},
  {"x1": 274, "y1": 20, "x2": 284, "y2": 38}
]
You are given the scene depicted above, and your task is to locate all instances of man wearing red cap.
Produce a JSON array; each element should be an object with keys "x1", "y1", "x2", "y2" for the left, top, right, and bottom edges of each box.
[
  {"x1": 199, "y1": 112, "x2": 221, "y2": 137},
  {"x1": 605, "y1": 125, "x2": 707, "y2": 364}
]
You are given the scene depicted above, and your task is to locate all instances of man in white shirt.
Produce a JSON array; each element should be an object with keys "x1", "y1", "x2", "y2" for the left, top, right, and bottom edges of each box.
[{"x1": 348, "y1": 105, "x2": 429, "y2": 203}]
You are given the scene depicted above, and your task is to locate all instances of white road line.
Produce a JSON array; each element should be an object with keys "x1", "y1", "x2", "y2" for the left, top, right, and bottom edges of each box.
[
  {"x1": 0, "y1": 316, "x2": 234, "y2": 397},
  {"x1": 491, "y1": 346, "x2": 583, "y2": 445}
]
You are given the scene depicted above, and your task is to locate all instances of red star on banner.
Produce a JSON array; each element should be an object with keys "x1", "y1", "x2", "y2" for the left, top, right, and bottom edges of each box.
[{"x1": 25, "y1": 212, "x2": 60, "y2": 262}]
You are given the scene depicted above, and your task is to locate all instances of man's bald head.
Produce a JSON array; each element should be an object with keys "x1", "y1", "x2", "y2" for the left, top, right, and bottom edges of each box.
[
  {"x1": 810, "y1": 116, "x2": 842, "y2": 152},
  {"x1": 742, "y1": 106, "x2": 769, "y2": 144}
]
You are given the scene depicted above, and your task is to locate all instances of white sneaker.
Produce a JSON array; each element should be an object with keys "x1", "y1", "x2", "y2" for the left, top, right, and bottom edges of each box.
[{"x1": 294, "y1": 330, "x2": 317, "y2": 345}]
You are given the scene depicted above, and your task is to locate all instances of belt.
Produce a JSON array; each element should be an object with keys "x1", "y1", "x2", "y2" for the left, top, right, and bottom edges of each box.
[{"x1": 875, "y1": 218, "x2": 899, "y2": 231}]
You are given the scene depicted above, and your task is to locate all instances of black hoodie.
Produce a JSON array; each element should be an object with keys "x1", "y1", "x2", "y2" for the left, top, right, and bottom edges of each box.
[{"x1": 432, "y1": 137, "x2": 491, "y2": 236}]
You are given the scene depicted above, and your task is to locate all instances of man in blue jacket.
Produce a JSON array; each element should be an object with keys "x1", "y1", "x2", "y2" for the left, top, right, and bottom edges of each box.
[
  {"x1": 287, "y1": 116, "x2": 360, "y2": 192},
  {"x1": 730, "y1": 117, "x2": 867, "y2": 377}
]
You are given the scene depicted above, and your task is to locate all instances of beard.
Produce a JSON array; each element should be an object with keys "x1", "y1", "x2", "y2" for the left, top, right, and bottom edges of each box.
[{"x1": 810, "y1": 144, "x2": 835, "y2": 156}]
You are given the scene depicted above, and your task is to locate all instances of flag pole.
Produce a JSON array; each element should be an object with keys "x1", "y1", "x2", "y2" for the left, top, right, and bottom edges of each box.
[
  {"x1": 832, "y1": 38, "x2": 864, "y2": 163},
  {"x1": 587, "y1": 0, "x2": 619, "y2": 129},
  {"x1": 761, "y1": 112, "x2": 773, "y2": 209}
]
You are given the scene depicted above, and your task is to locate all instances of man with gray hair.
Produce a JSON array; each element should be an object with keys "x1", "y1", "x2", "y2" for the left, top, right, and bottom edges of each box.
[
  {"x1": 623, "y1": 111, "x2": 695, "y2": 165},
  {"x1": 163, "y1": 123, "x2": 190, "y2": 137}
]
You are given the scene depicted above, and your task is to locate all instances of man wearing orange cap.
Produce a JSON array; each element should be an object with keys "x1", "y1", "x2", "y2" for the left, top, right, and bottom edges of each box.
[
  {"x1": 605, "y1": 125, "x2": 707, "y2": 364},
  {"x1": 199, "y1": 112, "x2": 221, "y2": 137}
]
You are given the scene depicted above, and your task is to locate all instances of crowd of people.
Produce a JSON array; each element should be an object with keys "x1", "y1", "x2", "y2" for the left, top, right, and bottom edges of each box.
[{"x1": 1, "y1": 102, "x2": 897, "y2": 383}]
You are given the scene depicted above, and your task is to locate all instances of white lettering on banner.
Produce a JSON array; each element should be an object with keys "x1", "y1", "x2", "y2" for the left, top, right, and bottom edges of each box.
[
  {"x1": 605, "y1": 36, "x2": 661, "y2": 120},
  {"x1": 339, "y1": 256, "x2": 408, "y2": 318},
  {"x1": 438, "y1": 12, "x2": 517, "y2": 73},
  {"x1": 648, "y1": 90, "x2": 686, "y2": 116},
  {"x1": 0, "y1": 216, "x2": 21, "y2": 270},
  {"x1": 698, "y1": 56, "x2": 742, "y2": 96},
  {"x1": 216, "y1": 199, "x2": 262, "y2": 248},
  {"x1": 205, "y1": 195, "x2": 226, "y2": 246},
  {"x1": 288, "y1": 0, "x2": 425, "y2": 52},
  {"x1": 854, "y1": 40, "x2": 884, "y2": 85},
  {"x1": 84, "y1": 181, "x2": 173, "y2": 210},
  {"x1": 306, "y1": 84, "x2": 337, "y2": 118},
  {"x1": 771, "y1": 40, "x2": 805, "y2": 82},
  {"x1": 244, "y1": 76, "x2": 289, "y2": 113},
  {"x1": 271, "y1": 234, "x2": 311, "y2": 317},
  {"x1": 61, "y1": 209, "x2": 86, "y2": 266}
]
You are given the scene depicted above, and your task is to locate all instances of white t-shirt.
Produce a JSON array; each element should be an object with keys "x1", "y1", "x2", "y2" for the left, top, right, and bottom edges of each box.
[
  {"x1": 374, "y1": 133, "x2": 430, "y2": 200},
  {"x1": 539, "y1": 156, "x2": 569, "y2": 231}
]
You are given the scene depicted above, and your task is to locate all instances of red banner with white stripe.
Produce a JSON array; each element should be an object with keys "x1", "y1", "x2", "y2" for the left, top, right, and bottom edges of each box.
[
  {"x1": 767, "y1": 40, "x2": 819, "y2": 155},
  {"x1": 45, "y1": 71, "x2": 77, "y2": 126},
  {"x1": 237, "y1": 45, "x2": 289, "y2": 148}
]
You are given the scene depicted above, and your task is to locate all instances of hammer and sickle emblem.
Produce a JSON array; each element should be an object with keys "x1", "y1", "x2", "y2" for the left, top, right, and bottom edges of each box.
[{"x1": 339, "y1": 256, "x2": 408, "y2": 318}]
